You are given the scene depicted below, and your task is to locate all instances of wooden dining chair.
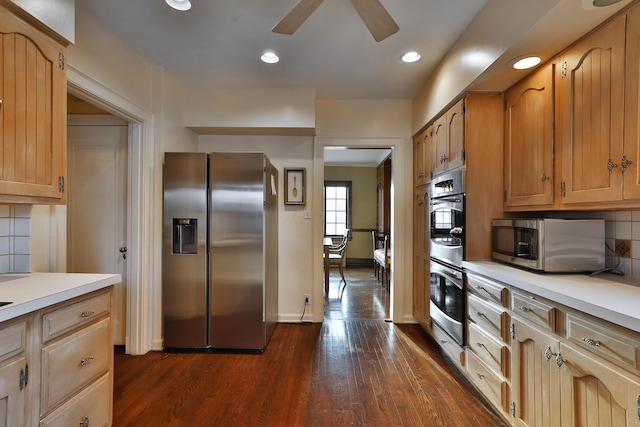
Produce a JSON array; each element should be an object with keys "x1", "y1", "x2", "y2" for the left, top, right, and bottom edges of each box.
[{"x1": 325, "y1": 229, "x2": 349, "y2": 295}]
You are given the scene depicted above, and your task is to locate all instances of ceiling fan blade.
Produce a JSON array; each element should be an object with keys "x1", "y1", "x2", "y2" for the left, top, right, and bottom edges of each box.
[
  {"x1": 350, "y1": 0, "x2": 399, "y2": 42},
  {"x1": 272, "y1": 0, "x2": 324, "y2": 35}
]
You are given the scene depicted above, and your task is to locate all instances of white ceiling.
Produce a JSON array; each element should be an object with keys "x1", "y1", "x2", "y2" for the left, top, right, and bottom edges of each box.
[
  {"x1": 73, "y1": 0, "x2": 635, "y2": 166},
  {"x1": 75, "y1": 0, "x2": 488, "y2": 99},
  {"x1": 324, "y1": 147, "x2": 391, "y2": 167}
]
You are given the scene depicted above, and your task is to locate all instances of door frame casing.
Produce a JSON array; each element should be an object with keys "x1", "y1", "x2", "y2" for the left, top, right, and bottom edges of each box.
[{"x1": 67, "y1": 65, "x2": 156, "y2": 355}]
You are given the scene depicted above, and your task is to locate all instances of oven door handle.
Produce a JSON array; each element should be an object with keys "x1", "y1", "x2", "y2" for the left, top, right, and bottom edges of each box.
[
  {"x1": 430, "y1": 198, "x2": 462, "y2": 205},
  {"x1": 431, "y1": 265, "x2": 463, "y2": 282}
]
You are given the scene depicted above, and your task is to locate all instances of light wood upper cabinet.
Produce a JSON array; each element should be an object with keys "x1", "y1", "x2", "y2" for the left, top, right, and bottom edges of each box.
[
  {"x1": 433, "y1": 99, "x2": 465, "y2": 176},
  {"x1": 0, "y1": 6, "x2": 67, "y2": 204},
  {"x1": 412, "y1": 130, "x2": 425, "y2": 187},
  {"x1": 558, "y1": 13, "x2": 626, "y2": 205},
  {"x1": 504, "y1": 63, "x2": 554, "y2": 210},
  {"x1": 623, "y1": 3, "x2": 640, "y2": 200}
]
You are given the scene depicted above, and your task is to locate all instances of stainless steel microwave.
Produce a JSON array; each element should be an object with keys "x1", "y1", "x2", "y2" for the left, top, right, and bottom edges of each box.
[{"x1": 492, "y1": 218, "x2": 605, "y2": 273}]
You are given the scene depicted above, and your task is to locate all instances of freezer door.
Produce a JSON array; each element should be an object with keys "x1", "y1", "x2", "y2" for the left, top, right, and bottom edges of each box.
[
  {"x1": 209, "y1": 153, "x2": 265, "y2": 349},
  {"x1": 162, "y1": 152, "x2": 208, "y2": 348}
]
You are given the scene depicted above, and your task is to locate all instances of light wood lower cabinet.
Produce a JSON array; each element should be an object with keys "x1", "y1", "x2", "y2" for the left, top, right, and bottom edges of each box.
[
  {"x1": 560, "y1": 343, "x2": 640, "y2": 426},
  {"x1": 0, "y1": 356, "x2": 26, "y2": 426},
  {"x1": 511, "y1": 318, "x2": 562, "y2": 427},
  {"x1": 0, "y1": 288, "x2": 113, "y2": 427},
  {"x1": 511, "y1": 312, "x2": 640, "y2": 427},
  {"x1": 460, "y1": 271, "x2": 640, "y2": 427}
]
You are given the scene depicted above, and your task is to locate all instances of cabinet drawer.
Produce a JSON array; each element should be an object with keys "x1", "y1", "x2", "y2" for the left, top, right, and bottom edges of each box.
[
  {"x1": 467, "y1": 350, "x2": 509, "y2": 413},
  {"x1": 468, "y1": 293, "x2": 508, "y2": 342},
  {"x1": 467, "y1": 273, "x2": 508, "y2": 307},
  {"x1": 511, "y1": 291, "x2": 555, "y2": 332},
  {"x1": 40, "y1": 373, "x2": 111, "y2": 427},
  {"x1": 41, "y1": 317, "x2": 111, "y2": 415},
  {"x1": 566, "y1": 313, "x2": 640, "y2": 375},
  {"x1": 468, "y1": 322, "x2": 509, "y2": 377},
  {"x1": 0, "y1": 320, "x2": 26, "y2": 362},
  {"x1": 432, "y1": 322, "x2": 465, "y2": 368},
  {"x1": 42, "y1": 291, "x2": 110, "y2": 342}
]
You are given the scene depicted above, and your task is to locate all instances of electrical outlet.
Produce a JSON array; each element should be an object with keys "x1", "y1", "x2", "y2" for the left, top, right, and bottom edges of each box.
[
  {"x1": 615, "y1": 239, "x2": 631, "y2": 258},
  {"x1": 304, "y1": 294, "x2": 310, "y2": 305}
]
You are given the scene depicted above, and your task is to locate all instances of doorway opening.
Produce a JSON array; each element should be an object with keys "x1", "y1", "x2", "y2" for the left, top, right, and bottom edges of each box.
[
  {"x1": 67, "y1": 103, "x2": 129, "y2": 345},
  {"x1": 323, "y1": 147, "x2": 392, "y2": 321}
]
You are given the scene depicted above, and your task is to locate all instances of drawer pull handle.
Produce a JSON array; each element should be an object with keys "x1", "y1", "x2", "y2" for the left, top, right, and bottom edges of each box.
[
  {"x1": 475, "y1": 311, "x2": 485, "y2": 318},
  {"x1": 476, "y1": 342, "x2": 486, "y2": 350},
  {"x1": 583, "y1": 337, "x2": 601, "y2": 347},
  {"x1": 80, "y1": 415, "x2": 90, "y2": 427},
  {"x1": 79, "y1": 357, "x2": 94, "y2": 367},
  {"x1": 518, "y1": 306, "x2": 532, "y2": 313},
  {"x1": 440, "y1": 339, "x2": 449, "y2": 345},
  {"x1": 80, "y1": 311, "x2": 95, "y2": 318},
  {"x1": 475, "y1": 372, "x2": 484, "y2": 380}
]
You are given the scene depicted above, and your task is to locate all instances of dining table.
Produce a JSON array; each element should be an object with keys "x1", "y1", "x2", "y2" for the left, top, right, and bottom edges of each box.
[{"x1": 323, "y1": 237, "x2": 332, "y2": 296}]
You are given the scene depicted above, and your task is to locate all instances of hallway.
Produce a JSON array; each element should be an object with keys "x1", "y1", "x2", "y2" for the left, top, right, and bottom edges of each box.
[{"x1": 113, "y1": 268, "x2": 507, "y2": 426}]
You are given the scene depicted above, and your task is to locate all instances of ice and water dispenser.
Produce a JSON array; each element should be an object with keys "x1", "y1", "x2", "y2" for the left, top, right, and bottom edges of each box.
[{"x1": 172, "y1": 218, "x2": 197, "y2": 254}]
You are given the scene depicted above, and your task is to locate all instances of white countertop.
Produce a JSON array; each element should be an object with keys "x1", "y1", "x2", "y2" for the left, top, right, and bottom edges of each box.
[
  {"x1": 0, "y1": 272, "x2": 121, "y2": 323},
  {"x1": 462, "y1": 261, "x2": 640, "y2": 333}
]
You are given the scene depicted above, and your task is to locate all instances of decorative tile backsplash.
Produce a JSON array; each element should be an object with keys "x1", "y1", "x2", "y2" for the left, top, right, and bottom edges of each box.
[{"x1": 0, "y1": 204, "x2": 31, "y2": 273}]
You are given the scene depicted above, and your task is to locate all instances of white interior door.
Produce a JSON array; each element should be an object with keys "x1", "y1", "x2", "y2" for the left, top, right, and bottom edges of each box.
[{"x1": 67, "y1": 115, "x2": 128, "y2": 345}]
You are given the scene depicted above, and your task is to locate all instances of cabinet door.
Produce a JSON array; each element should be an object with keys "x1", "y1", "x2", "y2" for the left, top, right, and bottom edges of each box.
[
  {"x1": 446, "y1": 98, "x2": 465, "y2": 170},
  {"x1": 504, "y1": 63, "x2": 554, "y2": 209},
  {"x1": 413, "y1": 129, "x2": 426, "y2": 187},
  {"x1": 511, "y1": 318, "x2": 561, "y2": 427},
  {"x1": 0, "y1": 8, "x2": 66, "y2": 203},
  {"x1": 412, "y1": 188, "x2": 430, "y2": 328},
  {"x1": 623, "y1": 3, "x2": 640, "y2": 200},
  {"x1": 0, "y1": 357, "x2": 26, "y2": 427},
  {"x1": 423, "y1": 124, "x2": 433, "y2": 182},
  {"x1": 432, "y1": 115, "x2": 448, "y2": 175},
  {"x1": 558, "y1": 14, "x2": 625, "y2": 205},
  {"x1": 559, "y1": 343, "x2": 640, "y2": 427}
]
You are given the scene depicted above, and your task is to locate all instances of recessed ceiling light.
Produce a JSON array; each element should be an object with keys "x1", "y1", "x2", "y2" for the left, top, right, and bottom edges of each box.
[
  {"x1": 582, "y1": 0, "x2": 622, "y2": 9},
  {"x1": 165, "y1": 0, "x2": 191, "y2": 11},
  {"x1": 512, "y1": 56, "x2": 541, "y2": 70},
  {"x1": 401, "y1": 51, "x2": 421, "y2": 63},
  {"x1": 261, "y1": 51, "x2": 280, "y2": 64},
  {"x1": 592, "y1": 0, "x2": 623, "y2": 6}
]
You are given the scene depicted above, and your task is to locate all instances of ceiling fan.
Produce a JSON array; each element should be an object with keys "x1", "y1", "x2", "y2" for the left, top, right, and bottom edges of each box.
[{"x1": 272, "y1": 0, "x2": 399, "y2": 42}]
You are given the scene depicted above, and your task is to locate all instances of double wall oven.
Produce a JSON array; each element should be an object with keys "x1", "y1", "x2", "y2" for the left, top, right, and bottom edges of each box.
[{"x1": 428, "y1": 169, "x2": 466, "y2": 346}]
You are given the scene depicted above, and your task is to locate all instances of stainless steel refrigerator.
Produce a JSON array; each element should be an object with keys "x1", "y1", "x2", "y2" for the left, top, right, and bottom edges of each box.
[{"x1": 162, "y1": 152, "x2": 278, "y2": 350}]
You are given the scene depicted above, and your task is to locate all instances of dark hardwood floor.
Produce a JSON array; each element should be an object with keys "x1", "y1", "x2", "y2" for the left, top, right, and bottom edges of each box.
[{"x1": 113, "y1": 268, "x2": 508, "y2": 426}]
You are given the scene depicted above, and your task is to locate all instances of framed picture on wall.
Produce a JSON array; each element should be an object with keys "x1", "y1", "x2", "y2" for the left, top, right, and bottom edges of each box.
[{"x1": 284, "y1": 168, "x2": 305, "y2": 205}]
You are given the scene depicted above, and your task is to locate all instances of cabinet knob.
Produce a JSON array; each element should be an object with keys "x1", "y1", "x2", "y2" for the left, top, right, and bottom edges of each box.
[
  {"x1": 80, "y1": 416, "x2": 90, "y2": 427},
  {"x1": 540, "y1": 171, "x2": 550, "y2": 183},
  {"x1": 79, "y1": 357, "x2": 94, "y2": 367},
  {"x1": 582, "y1": 337, "x2": 600, "y2": 347}
]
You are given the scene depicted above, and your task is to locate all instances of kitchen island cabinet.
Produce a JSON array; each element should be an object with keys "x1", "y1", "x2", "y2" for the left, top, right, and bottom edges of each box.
[
  {"x1": 0, "y1": 5, "x2": 67, "y2": 204},
  {"x1": 0, "y1": 273, "x2": 119, "y2": 426}
]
